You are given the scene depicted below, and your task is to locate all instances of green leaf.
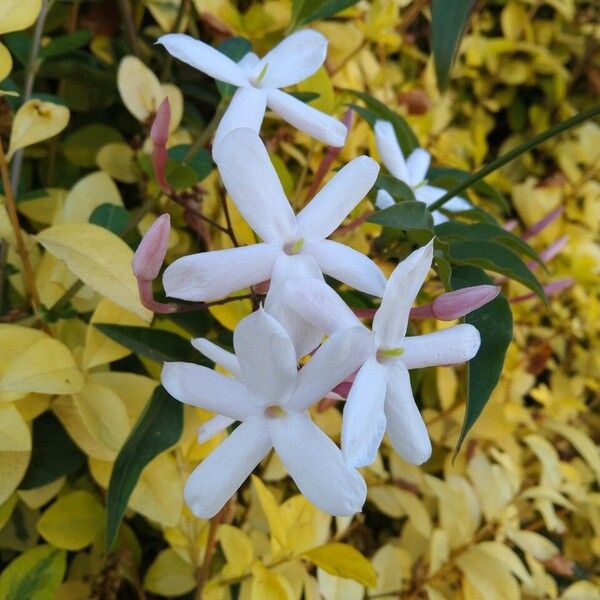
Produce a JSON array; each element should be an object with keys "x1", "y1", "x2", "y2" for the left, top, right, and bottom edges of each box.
[
  {"x1": 168, "y1": 145, "x2": 214, "y2": 182},
  {"x1": 291, "y1": 0, "x2": 359, "y2": 28},
  {"x1": 368, "y1": 201, "x2": 434, "y2": 232},
  {"x1": 346, "y1": 91, "x2": 419, "y2": 155},
  {"x1": 289, "y1": 91, "x2": 320, "y2": 103},
  {"x1": 0, "y1": 544, "x2": 66, "y2": 600},
  {"x1": 40, "y1": 31, "x2": 92, "y2": 59},
  {"x1": 431, "y1": 0, "x2": 475, "y2": 89},
  {"x1": 374, "y1": 174, "x2": 416, "y2": 202},
  {"x1": 89, "y1": 203, "x2": 130, "y2": 235},
  {"x1": 106, "y1": 386, "x2": 183, "y2": 549},
  {"x1": 94, "y1": 324, "x2": 202, "y2": 363},
  {"x1": 447, "y1": 239, "x2": 546, "y2": 301},
  {"x1": 62, "y1": 124, "x2": 124, "y2": 168},
  {"x1": 436, "y1": 221, "x2": 545, "y2": 267},
  {"x1": 20, "y1": 412, "x2": 85, "y2": 490},
  {"x1": 216, "y1": 37, "x2": 252, "y2": 98},
  {"x1": 451, "y1": 266, "x2": 513, "y2": 455}
]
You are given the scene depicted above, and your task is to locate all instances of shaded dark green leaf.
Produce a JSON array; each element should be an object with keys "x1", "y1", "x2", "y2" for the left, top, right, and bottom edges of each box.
[
  {"x1": 368, "y1": 201, "x2": 434, "y2": 232},
  {"x1": 20, "y1": 412, "x2": 86, "y2": 490},
  {"x1": 216, "y1": 37, "x2": 252, "y2": 98},
  {"x1": 451, "y1": 266, "x2": 513, "y2": 455},
  {"x1": 374, "y1": 174, "x2": 416, "y2": 202},
  {"x1": 106, "y1": 386, "x2": 183, "y2": 549},
  {"x1": 289, "y1": 91, "x2": 321, "y2": 103},
  {"x1": 89, "y1": 204, "x2": 130, "y2": 234},
  {"x1": 63, "y1": 124, "x2": 124, "y2": 168},
  {"x1": 40, "y1": 31, "x2": 92, "y2": 59},
  {"x1": 291, "y1": 0, "x2": 359, "y2": 27},
  {"x1": 168, "y1": 145, "x2": 214, "y2": 182}
]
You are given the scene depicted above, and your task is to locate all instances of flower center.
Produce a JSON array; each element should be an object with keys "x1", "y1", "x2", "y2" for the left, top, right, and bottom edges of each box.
[
  {"x1": 283, "y1": 238, "x2": 304, "y2": 255},
  {"x1": 376, "y1": 347, "x2": 405, "y2": 363},
  {"x1": 265, "y1": 405, "x2": 286, "y2": 418}
]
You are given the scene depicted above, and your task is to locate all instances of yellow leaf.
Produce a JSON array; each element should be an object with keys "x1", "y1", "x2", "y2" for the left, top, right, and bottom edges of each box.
[
  {"x1": 367, "y1": 486, "x2": 432, "y2": 537},
  {"x1": 61, "y1": 171, "x2": 123, "y2": 224},
  {"x1": 0, "y1": 0, "x2": 42, "y2": 35},
  {"x1": 316, "y1": 567, "x2": 364, "y2": 600},
  {"x1": 507, "y1": 529, "x2": 559, "y2": 560},
  {"x1": 0, "y1": 493, "x2": 18, "y2": 530},
  {"x1": 251, "y1": 561, "x2": 294, "y2": 600},
  {"x1": 37, "y1": 490, "x2": 104, "y2": 550},
  {"x1": 96, "y1": 143, "x2": 140, "y2": 183},
  {"x1": 7, "y1": 100, "x2": 70, "y2": 160},
  {"x1": 18, "y1": 477, "x2": 65, "y2": 510},
  {"x1": 302, "y1": 543, "x2": 377, "y2": 587},
  {"x1": 209, "y1": 296, "x2": 253, "y2": 331},
  {"x1": 296, "y1": 66, "x2": 335, "y2": 114},
  {"x1": 218, "y1": 524, "x2": 254, "y2": 578},
  {"x1": 370, "y1": 544, "x2": 412, "y2": 594},
  {"x1": 84, "y1": 299, "x2": 149, "y2": 369},
  {"x1": 37, "y1": 223, "x2": 152, "y2": 321},
  {"x1": 144, "y1": 548, "x2": 196, "y2": 596},
  {"x1": 278, "y1": 495, "x2": 331, "y2": 556},
  {"x1": 17, "y1": 187, "x2": 65, "y2": 225},
  {"x1": 53, "y1": 580, "x2": 91, "y2": 600},
  {"x1": 0, "y1": 404, "x2": 31, "y2": 503},
  {"x1": 146, "y1": 0, "x2": 186, "y2": 32},
  {"x1": 252, "y1": 476, "x2": 287, "y2": 552},
  {"x1": 0, "y1": 42, "x2": 13, "y2": 81}
]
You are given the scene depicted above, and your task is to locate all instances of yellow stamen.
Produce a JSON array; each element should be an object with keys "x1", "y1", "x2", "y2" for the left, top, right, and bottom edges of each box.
[
  {"x1": 265, "y1": 405, "x2": 285, "y2": 418},
  {"x1": 256, "y1": 63, "x2": 269, "y2": 84}
]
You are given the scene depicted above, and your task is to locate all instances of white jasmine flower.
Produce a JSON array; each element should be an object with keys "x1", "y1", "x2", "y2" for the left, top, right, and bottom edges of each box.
[
  {"x1": 157, "y1": 30, "x2": 347, "y2": 153},
  {"x1": 374, "y1": 120, "x2": 472, "y2": 223},
  {"x1": 284, "y1": 240, "x2": 481, "y2": 468},
  {"x1": 162, "y1": 309, "x2": 370, "y2": 518},
  {"x1": 163, "y1": 127, "x2": 386, "y2": 354}
]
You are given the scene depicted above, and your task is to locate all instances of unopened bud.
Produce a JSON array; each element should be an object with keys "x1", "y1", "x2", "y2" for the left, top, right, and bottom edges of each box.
[
  {"x1": 132, "y1": 213, "x2": 170, "y2": 281},
  {"x1": 432, "y1": 285, "x2": 500, "y2": 320},
  {"x1": 151, "y1": 98, "x2": 172, "y2": 193}
]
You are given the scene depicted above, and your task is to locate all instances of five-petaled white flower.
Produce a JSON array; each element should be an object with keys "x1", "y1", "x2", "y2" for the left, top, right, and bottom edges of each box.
[
  {"x1": 284, "y1": 240, "x2": 481, "y2": 468},
  {"x1": 163, "y1": 127, "x2": 386, "y2": 356},
  {"x1": 161, "y1": 309, "x2": 370, "y2": 518},
  {"x1": 157, "y1": 30, "x2": 347, "y2": 154},
  {"x1": 374, "y1": 120, "x2": 472, "y2": 224}
]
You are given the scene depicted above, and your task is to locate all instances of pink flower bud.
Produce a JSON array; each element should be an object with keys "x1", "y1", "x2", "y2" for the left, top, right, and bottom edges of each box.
[
  {"x1": 151, "y1": 98, "x2": 172, "y2": 194},
  {"x1": 432, "y1": 285, "x2": 500, "y2": 320},
  {"x1": 132, "y1": 214, "x2": 170, "y2": 281},
  {"x1": 522, "y1": 206, "x2": 563, "y2": 240},
  {"x1": 511, "y1": 277, "x2": 574, "y2": 304}
]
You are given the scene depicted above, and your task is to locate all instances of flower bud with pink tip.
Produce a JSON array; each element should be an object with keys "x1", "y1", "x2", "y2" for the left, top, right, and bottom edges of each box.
[
  {"x1": 430, "y1": 284, "x2": 500, "y2": 320},
  {"x1": 151, "y1": 98, "x2": 172, "y2": 194},
  {"x1": 133, "y1": 214, "x2": 171, "y2": 281}
]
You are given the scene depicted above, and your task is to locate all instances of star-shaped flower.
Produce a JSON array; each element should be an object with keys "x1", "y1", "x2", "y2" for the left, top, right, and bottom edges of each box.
[
  {"x1": 157, "y1": 30, "x2": 347, "y2": 154},
  {"x1": 284, "y1": 240, "x2": 481, "y2": 468},
  {"x1": 162, "y1": 309, "x2": 370, "y2": 518},
  {"x1": 374, "y1": 120, "x2": 472, "y2": 224}
]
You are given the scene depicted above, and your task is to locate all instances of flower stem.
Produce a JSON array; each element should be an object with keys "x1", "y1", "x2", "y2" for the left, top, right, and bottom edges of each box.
[
  {"x1": 184, "y1": 101, "x2": 228, "y2": 162},
  {"x1": 117, "y1": 0, "x2": 141, "y2": 58},
  {"x1": 428, "y1": 103, "x2": 600, "y2": 212}
]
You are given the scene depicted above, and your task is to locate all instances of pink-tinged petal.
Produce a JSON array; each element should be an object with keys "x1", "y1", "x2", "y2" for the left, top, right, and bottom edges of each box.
[
  {"x1": 283, "y1": 277, "x2": 362, "y2": 335},
  {"x1": 431, "y1": 285, "x2": 500, "y2": 320},
  {"x1": 132, "y1": 214, "x2": 170, "y2": 281},
  {"x1": 406, "y1": 148, "x2": 431, "y2": 186},
  {"x1": 296, "y1": 155, "x2": 379, "y2": 241},
  {"x1": 304, "y1": 239, "x2": 386, "y2": 296},
  {"x1": 163, "y1": 243, "x2": 280, "y2": 301},
  {"x1": 161, "y1": 362, "x2": 259, "y2": 420},
  {"x1": 157, "y1": 34, "x2": 248, "y2": 86},
  {"x1": 258, "y1": 29, "x2": 327, "y2": 88},
  {"x1": 269, "y1": 412, "x2": 366, "y2": 516},
  {"x1": 341, "y1": 359, "x2": 388, "y2": 468},
  {"x1": 191, "y1": 338, "x2": 240, "y2": 377},
  {"x1": 375, "y1": 189, "x2": 395, "y2": 210},
  {"x1": 384, "y1": 362, "x2": 431, "y2": 464},
  {"x1": 234, "y1": 309, "x2": 298, "y2": 406},
  {"x1": 374, "y1": 120, "x2": 409, "y2": 181},
  {"x1": 197, "y1": 415, "x2": 234, "y2": 443},
  {"x1": 265, "y1": 254, "x2": 325, "y2": 358},
  {"x1": 185, "y1": 417, "x2": 271, "y2": 518},
  {"x1": 214, "y1": 128, "x2": 297, "y2": 243},
  {"x1": 289, "y1": 326, "x2": 373, "y2": 411},
  {"x1": 266, "y1": 89, "x2": 347, "y2": 147},
  {"x1": 401, "y1": 324, "x2": 481, "y2": 369},
  {"x1": 373, "y1": 240, "x2": 433, "y2": 347},
  {"x1": 212, "y1": 86, "x2": 267, "y2": 156}
]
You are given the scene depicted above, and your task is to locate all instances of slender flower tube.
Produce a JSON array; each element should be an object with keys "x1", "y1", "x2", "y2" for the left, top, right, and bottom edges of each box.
[
  {"x1": 162, "y1": 309, "x2": 370, "y2": 518},
  {"x1": 150, "y1": 98, "x2": 172, "y2": 194},
  {"x1": 373, "y1": 120, "x2": 471, "y2": 223},
  {"x1": 157, "y1": 30, "x2": 347, "y2": 154},
  {"x1": 163, "y1": 128, "x2": 386, "y2": 355},
  {"x1": 284, "y1": 240, "x2": 481, "y2": 468}
]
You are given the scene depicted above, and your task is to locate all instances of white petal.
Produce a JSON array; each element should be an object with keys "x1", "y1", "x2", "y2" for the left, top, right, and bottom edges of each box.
[
  {"x1": 234, "y1": 309, "x2": 298, "y2": 406},
  {"x1": 374, "y1": 120, "x2": 409, "y2": 181},
  {"x1": 258, "y1": 30, "x2": 327, "y2": 88},
  {"x1": 238, "y1": 51, "x2": 260, "y2": 75},
  {"x1": 213, "y1": 128, "x2": 297, "y2": 243},
  {"x1": 444, "y1": 195, "x2": 472, "y2": 212},
  {"x1": 296, "y1": 156, "x2": 379, "y2": 241},
  {"x1": 304, "y1": 240, "x2": 386, "y2": 296},
  {"x1": 415, "y1": 184, "x2": 444, "y2": 206},
  {"x1": 341, "y1": 359, "x2": 388, "y2": 467},
  {"x1": 197, "y1": 415, "x2": 234, "y2": 443},
  {"x1": 185, "y1": 417, "x2": 271, "y2": 518},
  {"x1": 406, "y1": 148, "x2": 431, "y2": 186},
  {"x1": 289, "y1": 326, "x2": 373, "y2": 411},
  {"x1": 163, "y1": 243, "x2": 280, "y2": 301},
  {"x1": 266, "y1": 89, "x2": 347, "y2": 147},
  {"x1": 283, "y1": 277, "x2": 362, "y2": 335},
  {"x1": 212, "y1": 86, "x2": 267, "y2": 156},
  {"x1": 373, "y1": 240, "x2": 433, "y2": 347},
  {"x1": 401, "y1": 324, "x2": 481, "y2": 369},
  {"x1": 191, "y1": 338, "x2": 240, "y2": 377},
  {"x1": 157, "y1": 34, "x2": 248, "y2": 86},
  {"x1": 375, "y1": 189, "x2": 395, "y2": 209},
  {"x1": 161, "y1": 362, "x2": 259, "y2": 420},
  {"x1": 384, "y1": 362, "x2": 431, "y2": 464},
  {"x1": 270, "y1": 412, "x2": 366, "y2": 516},
  {"x1": 265, "y1": 254, "x2": 325, "y2": 358}
]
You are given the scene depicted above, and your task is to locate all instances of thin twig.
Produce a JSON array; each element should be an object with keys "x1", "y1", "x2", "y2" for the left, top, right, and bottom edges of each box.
[
  {"x1": 184, "y1": 101, "x2": 228, "y2": 162},
  {"x1": 117, "y1": 0, "x2": 141, "y2": 58}
]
